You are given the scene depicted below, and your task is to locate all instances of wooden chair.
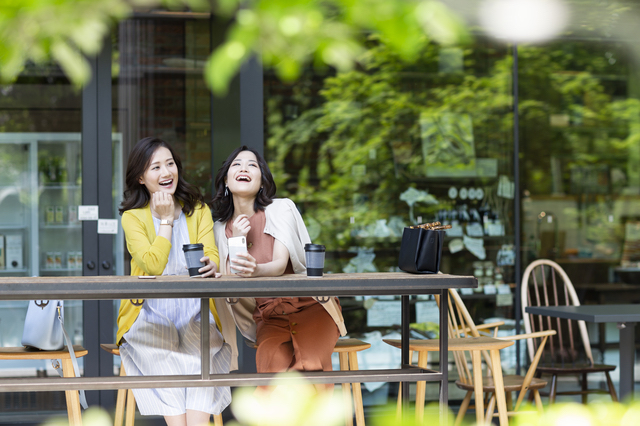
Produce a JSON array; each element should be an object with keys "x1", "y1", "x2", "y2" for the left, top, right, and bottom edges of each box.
[
  {"x1": 385, "y1": 289, "x2": 555, "y2": 426},
  {"x1": 0, "y1": 345, "x2": 88, "y2": 426},
  {"x1": 249, "y1": 338, "x2": 370, "y2": 426},
  {"x1": 521, "y1": 259, "x2": 618, "y2": 403},
  {"x1": 384, "y1": 336, "x2": 514, "y2": 426},
  {"x1": 100, "y1": 344, "x2": 224, "y2": 426}
]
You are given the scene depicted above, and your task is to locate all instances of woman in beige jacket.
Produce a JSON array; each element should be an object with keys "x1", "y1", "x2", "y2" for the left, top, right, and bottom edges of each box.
[{"x1": 210, "y1": 146, "x2": 346, "y2": 382}]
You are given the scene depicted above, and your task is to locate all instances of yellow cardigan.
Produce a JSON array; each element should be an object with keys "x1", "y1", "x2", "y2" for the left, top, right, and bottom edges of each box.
[{"x1": 116, "y1": 203, "x2": 221, "y2": 345}]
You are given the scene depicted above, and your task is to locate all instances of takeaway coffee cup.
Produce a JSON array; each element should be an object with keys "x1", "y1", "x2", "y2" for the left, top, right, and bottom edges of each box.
[
  {"x1": 304, "y1": 243, "x2": 325, "y2": 277},
  {"x1": 183, "y1": 243, "x2": 205, "y2": 276}
]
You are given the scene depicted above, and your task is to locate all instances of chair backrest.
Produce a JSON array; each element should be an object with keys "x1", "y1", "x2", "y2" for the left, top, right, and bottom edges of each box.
[
  {"x1": 436, "y1": 289, "x2": 495, "y2": 386},
  {"x1": 520, "y1": 259, "x2": 594, "y2": 366}
]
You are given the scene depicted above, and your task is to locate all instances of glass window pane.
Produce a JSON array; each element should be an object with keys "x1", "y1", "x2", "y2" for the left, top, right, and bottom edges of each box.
[
  {"x1": 111, "y1": 13, "x2": 213, "y2": 367},
  {"x1": 0, "y1": 65, "x2": 83, "y2": 414},
  {"x1": 264, "y1": 37, "x2": 515, "y2": 404}
]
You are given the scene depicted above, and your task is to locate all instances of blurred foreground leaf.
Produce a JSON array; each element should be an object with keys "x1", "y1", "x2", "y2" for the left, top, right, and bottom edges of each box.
[
  {"x1": 0, "y1": 0, "x2": 132, "y2": 87},
  {"x1": 0, "y1": 0, "x2": 468, "y2": 95},
  {"x1": 205, "y1": 0, "x2": 468, "y2": 95},
  {"x1": 229, "y1": 372, "x2": 344, "y2": 426}
]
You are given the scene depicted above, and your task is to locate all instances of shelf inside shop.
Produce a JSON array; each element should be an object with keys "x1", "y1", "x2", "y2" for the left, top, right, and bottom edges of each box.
[
  {"x1": 38, "y1": 184, "x2": 81, "y2": 190},
  {"x1": 0, "y1": 268, "x2": 28, "y2": 274},
  {"x1": 39, "y1": 224, "x2": 82, "y2": 229}
]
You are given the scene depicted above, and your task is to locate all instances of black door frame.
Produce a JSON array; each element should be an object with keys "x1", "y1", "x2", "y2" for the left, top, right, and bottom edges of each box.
[{"x1": 81, "y1": 37, "x2": 116, "y2": 408}]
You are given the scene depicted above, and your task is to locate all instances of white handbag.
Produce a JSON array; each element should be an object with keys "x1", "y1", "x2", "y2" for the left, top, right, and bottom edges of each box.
[
  {"x1": 22, "y1": 300, "x2": 64, "y2": 350},
  {"x1": 21, "y1": 300, "x2": 88, "y2": 409}
]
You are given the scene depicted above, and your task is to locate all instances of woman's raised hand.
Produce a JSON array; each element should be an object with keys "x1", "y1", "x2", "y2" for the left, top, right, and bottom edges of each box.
[
  {"x1": 151, "y1": 192, "x2": 174, "y2": 220},
  {"x1": 231, "y1": 214, "x2": 251, "y2": 237}
]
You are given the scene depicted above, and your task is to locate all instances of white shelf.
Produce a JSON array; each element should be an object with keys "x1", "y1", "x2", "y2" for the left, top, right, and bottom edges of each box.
[
  {"x1": 0, "y1": 268, "x2": 28, "y2": 274},
  {"x1": 40, "y1": 224, "x2": 82, "y2": 229},
  {"x1": 40, "y1": 268, "x2": 82, "y2": 272},
  {"x1": 39, "y1": 184, "x2": 81, "y2": 190}
]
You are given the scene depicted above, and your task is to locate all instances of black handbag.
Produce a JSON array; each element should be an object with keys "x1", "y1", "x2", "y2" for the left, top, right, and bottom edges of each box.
[{"x1": 398, "y1": 227, "x2": 445, "y2": 274}]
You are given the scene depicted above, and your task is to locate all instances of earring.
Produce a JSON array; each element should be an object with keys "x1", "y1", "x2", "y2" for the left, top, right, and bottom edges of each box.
[{"x1": 224, "y1": 185, "x2": 229, "y2": 197}]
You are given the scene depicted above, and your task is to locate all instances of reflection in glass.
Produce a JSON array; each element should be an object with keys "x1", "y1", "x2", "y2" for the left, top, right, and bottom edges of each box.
[
  {"x1": 264, "y1": 39, "x2": 514, "y2": 279},
  {"x1": 264, "y1": 37, "x2": 516, "y2": 405},
  {"x1": 0, "y1": 66, "x2": 83, "y2": 413},
  {"x1": 115, "y1": 16, "x2": 213, "y2": 200}
]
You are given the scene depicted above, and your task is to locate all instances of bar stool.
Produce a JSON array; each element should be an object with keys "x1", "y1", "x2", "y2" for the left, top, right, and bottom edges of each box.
[
  {"x1": 100, "y1": 344, "x2": 224, "y2": 426},
  {"x1": 249, "y1": 337, "x2": 370, "y2": 426},
  {"x1": 0, "y1": 345, "x2": 88, "y2": 426},
  {"x1": 333, "y1": 338, "x2": 370, "y2": 426}
]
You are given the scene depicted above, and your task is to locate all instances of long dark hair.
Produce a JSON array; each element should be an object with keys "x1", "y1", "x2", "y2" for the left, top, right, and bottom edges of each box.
[
  {"x1": 210, "y1": 146, "x2": 276, "y2": 222},
  {"x1": 119, "y1": 137, "x2": 205, "y2": 216}
]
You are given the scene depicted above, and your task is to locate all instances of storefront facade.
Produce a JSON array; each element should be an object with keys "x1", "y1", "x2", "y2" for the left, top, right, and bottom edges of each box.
[{"x1": 0, "y1": 2, "x2": 639, "y2": 421}]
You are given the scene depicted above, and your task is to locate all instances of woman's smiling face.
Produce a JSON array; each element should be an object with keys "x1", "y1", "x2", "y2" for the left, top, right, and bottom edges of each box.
[
  {"x1": 226, "y1": 150, "x2": 262, "y2": 198},
  {"x1": 139, "y1": 147, "x2": 178, "y2": 196}
]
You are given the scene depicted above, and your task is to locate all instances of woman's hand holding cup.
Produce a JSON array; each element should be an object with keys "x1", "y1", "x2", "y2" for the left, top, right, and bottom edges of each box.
[{"x1": 198, "y1": 256, "x2": 222, "y2": 278}]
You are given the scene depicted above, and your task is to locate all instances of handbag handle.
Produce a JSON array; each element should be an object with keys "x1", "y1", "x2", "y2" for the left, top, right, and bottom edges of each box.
[{"x1": 53, "y1": 303, "x2": 89, "y2": 409}]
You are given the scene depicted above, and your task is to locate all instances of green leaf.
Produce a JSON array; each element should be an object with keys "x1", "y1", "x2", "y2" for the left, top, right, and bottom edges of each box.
[
  {"x1": 51, "y1": 40, "x2": 91, "y2": 88},
  {"x1": 204, "y1": 44, "x2": 244, "y2": 96},
  {"x1": 415, "y1": 0, "x2": 470, "y2": 46}
]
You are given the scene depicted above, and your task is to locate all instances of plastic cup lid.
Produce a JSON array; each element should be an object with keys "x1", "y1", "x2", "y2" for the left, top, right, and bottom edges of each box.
[{"x1": 182, "y1": 243, "x2": 204, "y2": 252}]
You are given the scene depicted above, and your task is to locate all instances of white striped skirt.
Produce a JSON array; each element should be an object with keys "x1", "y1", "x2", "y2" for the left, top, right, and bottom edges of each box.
[{"x1": 120, "y1": 298, "x2": 231, "y2": 416}]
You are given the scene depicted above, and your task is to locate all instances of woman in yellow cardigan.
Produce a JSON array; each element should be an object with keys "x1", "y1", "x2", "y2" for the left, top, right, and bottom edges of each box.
[{"x1": 117, "y1": 137, "x2": 229, "y2": 426}]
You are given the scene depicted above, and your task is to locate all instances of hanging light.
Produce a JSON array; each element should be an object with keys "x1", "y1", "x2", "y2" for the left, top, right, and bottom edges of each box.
[{"x1": 478, "y1": 0, "x2": 570, "y2": 43}]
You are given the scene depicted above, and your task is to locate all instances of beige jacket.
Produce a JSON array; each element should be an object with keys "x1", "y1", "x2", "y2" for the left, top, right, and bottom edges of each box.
[{"x1": 213, "y1": 198, "x2": 347, "y2": 370}]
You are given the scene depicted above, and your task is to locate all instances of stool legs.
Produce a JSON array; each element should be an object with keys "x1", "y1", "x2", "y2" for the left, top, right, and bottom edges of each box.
[
  {"x1": 396, "y1": 349, "x2": 490, "y2": 426},
  {"x1": 489, "y1": 349, "x2": 508, "y2": 426},
  {"x1": 114, "y1": 364, "x2": 224, "y2": 426},
  {"x1": 485, "y1": 395, "x2": 496, "y2": 426},
  {"x1": 396, "y1": 349, "x2": 413, "y2": 421},
  {"x1": 114, "y1": 364, "x2": 127, "y2": 426},
  {"x1": 338, "y1": 350, "x2": 365, "y2": 426},
  {"x1": 348, "y1": 352, "x2": 365, "y2": 426},
  {"x1": 455, "y1": 391, "x2": 472, "y2": 426},
  {"x1": 605, "y1": 372, "x2": 618, "y2": 402},
  {"x1": 114, "y1": 363, "x2": 136, "y2": 426},
  {"x1": 415, "y1": 351, "x2": 429, "y2": 422},
  {"x1": 533, "y1": 390, "x2": 543, "y2": 414},
  {"x1": 61, "y1": 358, "x2": 83, "y2": 426},
  {"x1": 471, "y1": 350, "x2": 485, "y2": 426},
  {"x1": 549, "y1": 374, "x2": 558, "y2": 403},
  {"x1": 124, "y1": 390, "x2": 136, "y2": 426},
  {"x1": 339, "y1": 353, "x2": 354, "y2": 426}
]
